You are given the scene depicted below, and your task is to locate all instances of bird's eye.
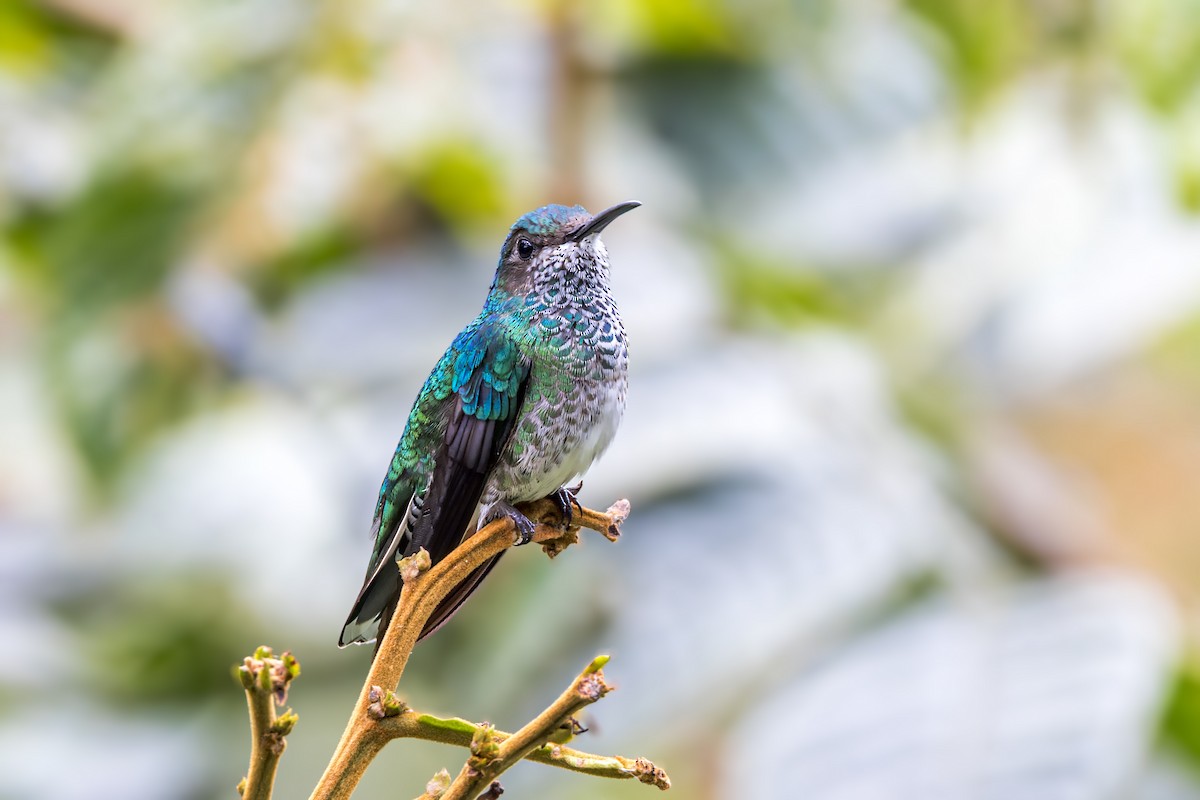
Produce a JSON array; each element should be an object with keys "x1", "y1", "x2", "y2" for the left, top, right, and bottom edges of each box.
[{"x1": 516, "y1": 238, "x2": 535, "y2": 260}]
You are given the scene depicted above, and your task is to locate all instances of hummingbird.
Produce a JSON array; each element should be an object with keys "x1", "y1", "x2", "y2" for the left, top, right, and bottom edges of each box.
[{"x1": 339, "y1": 201, "x2": 639, "y2": 649}]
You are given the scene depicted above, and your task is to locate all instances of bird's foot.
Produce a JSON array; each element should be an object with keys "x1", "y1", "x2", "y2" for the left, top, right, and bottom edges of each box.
[
  {"x1": 491, "y1": 501, "x2": 538, "y2": 546},
  {"x1": 549, "y1": 481, "x2": 584, "y2": 529}
]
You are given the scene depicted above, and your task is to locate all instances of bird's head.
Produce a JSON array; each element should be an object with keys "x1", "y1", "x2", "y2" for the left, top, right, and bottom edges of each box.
[{"x1": 491, "y1": 201, "x2": 639, "y2": 297}]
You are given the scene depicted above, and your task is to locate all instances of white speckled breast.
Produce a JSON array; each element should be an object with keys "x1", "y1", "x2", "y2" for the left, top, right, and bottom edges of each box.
[{"x1": 481, "y1": 238, "x2": 628, "y2": 515}]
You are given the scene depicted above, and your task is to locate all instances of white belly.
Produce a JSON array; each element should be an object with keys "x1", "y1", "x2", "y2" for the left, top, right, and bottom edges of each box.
[
  {"x1": 547, "y1": 380, "x2": 624, "y2": 489},
  {"x1": 482, "y1": 372, "x2": 627, "y2": 509}
]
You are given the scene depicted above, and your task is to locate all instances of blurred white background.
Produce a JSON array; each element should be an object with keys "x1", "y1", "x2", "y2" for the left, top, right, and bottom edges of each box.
[{"x1": 3, "y1": 1, "x2": 1200, "y2": 798}]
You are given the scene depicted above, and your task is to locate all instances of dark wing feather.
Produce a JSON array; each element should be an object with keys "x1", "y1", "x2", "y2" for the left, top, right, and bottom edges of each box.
[
  {"x1": 338, "y1": 492, "x2": 417, "y2": 647},
  {"x1": 374, "y1": 382, "x2": 528, "y2": 649},
  {"x1": 339, "y1": 328, "x2": 529, "y2": 650}
]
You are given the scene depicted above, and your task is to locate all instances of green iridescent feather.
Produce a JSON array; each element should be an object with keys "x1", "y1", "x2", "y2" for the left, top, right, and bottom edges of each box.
[{"x1": 364, "y1": 315, "x2": 531, "y2": 578}]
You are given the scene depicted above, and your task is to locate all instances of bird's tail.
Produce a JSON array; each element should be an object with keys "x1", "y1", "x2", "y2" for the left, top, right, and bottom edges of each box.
[{"x1": 339, "y1": 557, "x2": 400, "y2": 647}]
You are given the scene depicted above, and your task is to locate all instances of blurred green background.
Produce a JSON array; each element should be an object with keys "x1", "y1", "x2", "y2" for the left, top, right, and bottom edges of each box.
[{"x1": 5, "y1": 0, "x2": 1200, "y2": 797}]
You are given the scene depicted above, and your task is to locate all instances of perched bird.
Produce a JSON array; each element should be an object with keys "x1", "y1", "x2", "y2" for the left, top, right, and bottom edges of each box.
[{"x1": 340, "y1": 201, "x2": 639, "y2": 650}]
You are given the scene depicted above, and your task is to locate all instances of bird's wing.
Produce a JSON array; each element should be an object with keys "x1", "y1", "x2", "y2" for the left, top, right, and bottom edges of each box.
[{"x1": 339, "y1": 324, "x2": 529, "y2": 647}]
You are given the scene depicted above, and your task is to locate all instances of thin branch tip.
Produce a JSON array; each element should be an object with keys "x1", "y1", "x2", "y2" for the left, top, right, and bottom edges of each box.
[
  {"x1": 272, "y1": 710, "x2": 299, "y2": 737},
  {"x1": 239, "y1": 646, "x2": 300, "y2": 705},
  {"x1": 633, "y1": 757, "x2": 671, "y2": 790},
  {"x1": 586, "y1": 654, "x2": 610, "y2": 673},
  {"x1": 237, "y1": 646, "x2": 300, "y2": 800},
  {"x1": 576, "y1": 672, "x2": 611, "y2": 702},
  {"x1": 415, "y1": 768, "x2": 452, "y2": 800},
  {"x1": 607, "y1": 498, "x2": 631, "y2": 523}
]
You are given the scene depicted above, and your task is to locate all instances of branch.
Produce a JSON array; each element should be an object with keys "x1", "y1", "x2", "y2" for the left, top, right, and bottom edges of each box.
[
  {"x1": 237, "y1": 647, "x2": 300, "y2": 800},
  {"x1": 374, "y1": 707, "x2": 669, "y2": 788},
  {"x1": 439, "y1": 655, "x2": 613, "y2": 799},
  {"x1": 310, "y1": 498, "x2": 632, "y2": 800}
]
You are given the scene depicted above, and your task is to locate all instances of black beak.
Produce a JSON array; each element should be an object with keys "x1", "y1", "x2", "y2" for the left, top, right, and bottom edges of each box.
[{"x1": 571, "y1": 201, "x2": 641, "y2": 242}]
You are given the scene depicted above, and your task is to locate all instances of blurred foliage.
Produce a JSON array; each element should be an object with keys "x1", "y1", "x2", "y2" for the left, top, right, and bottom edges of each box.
[
  {"x1": 621, "y1": 56, "x2": 793, "y2": 203},
  {"x1": 1115, "y1": 0, "x2": 1200, "y2": 114},
  {"x1": 63, "y1": 573, "x2": 263, "y2": 706},
  {"x1": 15, "y1": 169, "x2": 202, "y2": 314},
  {"x1": 49, "y1": 317, "x2": 227, "y2": 492},
  {"x1": 613, "y1": 0, "x2": 740, "y2": 56},
  {"x1": 889, "y1": 372, "x2": 974, "y2": 451},
  {"x1": 10, "y1": 157, "x2": 227, "y2": 490},
  {"x1": 407, "y1": 140, "x2": 511, "y2": 237},
  {"x1": 1161, "y1": 659, "x2": 1200, "y2": 769},
  {"x1": 0, "y1": 0, "x2": 118, "y2": 77},
  {"x1": 1113, "y1": 0, "x2": 1200, "y2": 210},
  {"x1": 904, "y1": 0, "x2": 1035, "y2": 112},
  {"x1": 712, "y1": 243, "x2": 881, "y2": 330},
  {"x1": 250, "y1": 227, "x2": 359, "y2": 310},
  {"x1": 1150, "y1": 312, "x2": 1200, "y2": 393}
]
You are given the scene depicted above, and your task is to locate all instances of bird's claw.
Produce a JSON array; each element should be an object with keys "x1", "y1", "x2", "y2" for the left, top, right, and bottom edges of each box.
[
  {"x1": 510, "y1": 508, "x2": 537, "y2": 546},
  {"x1": 489, "y1": 501, "x2": 539, "y2": 546},
  {"x1": 550, "y1": 482, "x2": 583, "y2": 529}
]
